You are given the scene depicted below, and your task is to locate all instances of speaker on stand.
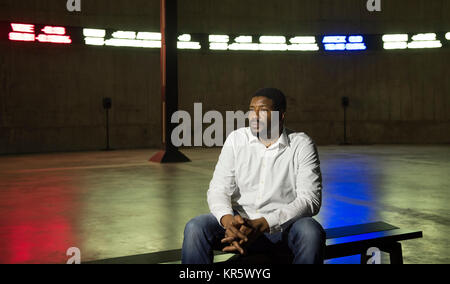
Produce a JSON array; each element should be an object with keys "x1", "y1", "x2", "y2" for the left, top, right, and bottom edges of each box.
[
  {"x1": 341, "y1": 96, "x2": 350, "y2": 145},
  {"x1": 102, "y1": 97, "x2": 114, "y2": 151}
]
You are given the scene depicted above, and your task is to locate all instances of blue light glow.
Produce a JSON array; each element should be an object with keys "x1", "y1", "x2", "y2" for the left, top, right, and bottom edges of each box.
[
  {"x1": 348, "y1": 35, "x2": 363, "y2": 43},
  {"x1": 323, "y1": 35, "x2": 367, "y2": 51},
  {"x1": 324, "y1": 43, "x2": 346, "y2": 51},
  {"x1": 322, "y1": 36, "x2": 347, "y2": 43},
  {"x1": 318, "y1": 155, "x2": 379, "y2": 264},
  {"x1": 346, "y1": 43, "x2": 367, "y2": 50}
]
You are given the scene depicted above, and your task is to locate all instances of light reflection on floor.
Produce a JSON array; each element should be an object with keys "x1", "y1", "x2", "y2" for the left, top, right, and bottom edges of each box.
[
  {"x1": 0, "y1": 146, "x2": 448, "y2": 264},
  {"x1": 0, "y1": 173, "x2": 80, "y2": 264},
  {"x1": 317, "y1": 152, "x2": 382, "y2": 264}
]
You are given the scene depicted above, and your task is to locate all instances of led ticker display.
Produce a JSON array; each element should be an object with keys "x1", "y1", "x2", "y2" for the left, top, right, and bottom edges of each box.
[
  {"x1": 1, "y1": 21, "x2": 449, "y2": 53},
  {"x1": 83, "y1": 28, "x2": 201, "y2": 49},
  {"x1": 9, "y1": 23, "x2": 72, "y2": 44},
  {"x1": 209, "y1": 35, "x2": 229, "y2": 50},
  {"x1": 322, "y1": 35, "x2": 367, "y2": 51},
  {"x1": 408, "y1": 33, "x2": 442, "y2": 49},
  {"x1": 177, "y1": 34, "x2": 201, "y2": 49},
  {"x1": 288, "y1": 36, "x2": 319, "y2": 51},
  {"x1": 382, "y1": 34, "x2": 408, "y2": 50},
  {"x1": 382, "y1": 33, "x2": 443, "y2": 50},
  {"x1": 211, "y1": 35, "x2": 320, "y2": 51},
  {"x1": 84, "y1": 28, "x2": 162, "y2": 48}
]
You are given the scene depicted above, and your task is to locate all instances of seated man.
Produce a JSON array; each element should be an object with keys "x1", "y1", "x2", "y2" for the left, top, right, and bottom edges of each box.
[{"x1": 182, "y1": 88, "x2": 325, "y2": 264}]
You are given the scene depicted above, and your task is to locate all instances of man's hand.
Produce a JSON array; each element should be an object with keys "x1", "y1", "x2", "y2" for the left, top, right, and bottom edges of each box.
[
  {"x1": 220, "y1": 215, "x2": 270, "y2": 254},
  {"x1": 220, "y1": 215, "x2": 248, "y2": 254}
]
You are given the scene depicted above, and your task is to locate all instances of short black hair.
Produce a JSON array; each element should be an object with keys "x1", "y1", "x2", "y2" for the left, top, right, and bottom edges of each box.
[{"x1": 252, "y1": 88, "x2": 287, "y2": 113}]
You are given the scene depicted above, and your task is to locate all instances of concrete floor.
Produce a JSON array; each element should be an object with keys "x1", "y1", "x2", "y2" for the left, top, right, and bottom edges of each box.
[{"x1": 0, "y1": 145, "x2": 448, "y2": 264}]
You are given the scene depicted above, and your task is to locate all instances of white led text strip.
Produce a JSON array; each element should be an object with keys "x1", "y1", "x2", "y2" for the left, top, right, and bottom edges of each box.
[
  {"x1": 382, "y1": 33, "x2": 443, "y2": 50},
  {"x1": 83, "y1": 29, "x2": 200, "y2": 49},
  {"x1": 209, "y1": 35, "x2": 319, "y2": 51}
]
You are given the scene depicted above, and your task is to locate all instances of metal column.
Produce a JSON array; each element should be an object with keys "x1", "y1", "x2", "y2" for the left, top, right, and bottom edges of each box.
[{"x1": 150, "y1": 0, "x2": 190, "y2": 163}]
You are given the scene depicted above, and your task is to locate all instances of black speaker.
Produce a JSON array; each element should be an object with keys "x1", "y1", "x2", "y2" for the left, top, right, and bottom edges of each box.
[
  {"x1": 341, "y1": 97, "x2": 349, "y2": 108},
  {"x1": 103, "y1": 97, "x2": 112, "y2": 110},
  {"x1": 102, "y1": 97, "x2": 112, "y2": 150},
  {"x1": 341, "y1": 96, "x2": 350, "y2": 145}
]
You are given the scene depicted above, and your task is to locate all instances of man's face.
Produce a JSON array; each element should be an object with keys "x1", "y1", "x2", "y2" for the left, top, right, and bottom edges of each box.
[{"x1": 249, "y1": 96, "x2": 282, "y2": 138}]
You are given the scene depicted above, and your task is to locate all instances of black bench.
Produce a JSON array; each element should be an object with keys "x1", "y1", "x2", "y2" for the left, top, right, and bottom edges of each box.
[{"x1": 85, "y1": 221, "x2": 422, "y2": 264}]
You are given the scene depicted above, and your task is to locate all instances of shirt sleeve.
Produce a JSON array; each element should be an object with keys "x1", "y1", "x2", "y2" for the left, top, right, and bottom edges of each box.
[
  {"x1": 207, "y1": 131, "x2": 237, "y2": 226},
  {"x1": 264, "y1": 138, "x2": 323, "y2": 234}
]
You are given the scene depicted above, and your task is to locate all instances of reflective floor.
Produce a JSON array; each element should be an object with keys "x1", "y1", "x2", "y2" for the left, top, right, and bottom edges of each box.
[{"x1": 0, "y1": 146, "x2": 449, "y2": 264}]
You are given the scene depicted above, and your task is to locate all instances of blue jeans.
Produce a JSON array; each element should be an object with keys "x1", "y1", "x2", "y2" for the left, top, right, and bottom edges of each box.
[{"x1": 182, "y1": 214, "x2": 325, "y2": 264}]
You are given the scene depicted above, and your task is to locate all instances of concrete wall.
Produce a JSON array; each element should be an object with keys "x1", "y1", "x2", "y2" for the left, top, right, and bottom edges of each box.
[{"x1": 1, "y1": 0, "x2": 449, "y2": 154}]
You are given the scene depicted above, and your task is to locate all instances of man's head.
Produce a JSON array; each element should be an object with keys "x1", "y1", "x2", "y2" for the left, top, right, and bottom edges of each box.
[{"x1": 249, "y1": 88, "x2": 286, "y2": 139}]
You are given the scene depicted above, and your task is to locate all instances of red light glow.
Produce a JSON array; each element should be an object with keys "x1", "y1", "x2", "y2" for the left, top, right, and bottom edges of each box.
[
  {"x1": 41, "y1": 26, "x2": 66, "y2": 35},
  {"x1": 8, "y1": 32, "x2": 35, "y2": 42},
  {"x1": 11, "y1": 23, "x2": 35, "y2": 33},
  {"x1": 9, "y1": 22, "x2": 72, "y2": 45},
  {"x1": 0, "y1": 174, "x2": 79, "y2": 264},
  {"x1": 36, "y1": 34, "x2": 72, "y2": 44}
]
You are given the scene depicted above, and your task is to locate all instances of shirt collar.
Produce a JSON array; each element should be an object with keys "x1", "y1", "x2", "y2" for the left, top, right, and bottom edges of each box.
[
  {"x1": 248, "y1": 127, "x2": 290, "y2": 149},
  {"x1": 278, "y1": 128, "x2": 290, "y2": 148},
  {"x1": 249, "y1": 130, "x2": 259, "y2": 144}
]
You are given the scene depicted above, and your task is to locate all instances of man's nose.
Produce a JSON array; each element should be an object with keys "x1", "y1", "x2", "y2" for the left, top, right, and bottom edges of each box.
[{"x1": 249, "y1": 110, "x2": 260, "y2": 120}]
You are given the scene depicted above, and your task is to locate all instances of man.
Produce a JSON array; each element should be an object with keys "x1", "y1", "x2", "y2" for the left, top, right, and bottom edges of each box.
[{"x1": 182, "y1": 88, "x2": 325, "y2": 264}]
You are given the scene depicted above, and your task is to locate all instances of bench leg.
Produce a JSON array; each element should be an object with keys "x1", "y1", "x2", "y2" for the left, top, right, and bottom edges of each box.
[
  {"x1": 388, "y1": 242, "x2": 403, "y2": 264},
  {"x1": 360, "y1": 252, "x2": 368, "y2": 264},
  {"x1": 381, "y1": 242, "x2": 403, "y2": 264}
]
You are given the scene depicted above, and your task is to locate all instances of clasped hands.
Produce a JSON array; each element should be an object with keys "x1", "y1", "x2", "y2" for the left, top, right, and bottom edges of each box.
[{"x1": 220, "y1": 214, "x2": 270, "y2": 255}]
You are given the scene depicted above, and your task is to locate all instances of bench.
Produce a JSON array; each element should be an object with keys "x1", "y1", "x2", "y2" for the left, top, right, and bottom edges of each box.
[{"x1": 85, "y1": 221, "x2": 422, "y2": 264}]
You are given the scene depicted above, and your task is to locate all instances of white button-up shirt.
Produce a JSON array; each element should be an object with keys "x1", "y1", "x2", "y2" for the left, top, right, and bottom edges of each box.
[{"x1": 207, "y1": 127, "x2": 322, "y2": 234}]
